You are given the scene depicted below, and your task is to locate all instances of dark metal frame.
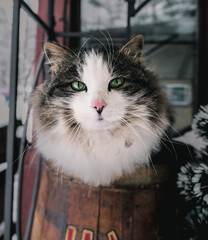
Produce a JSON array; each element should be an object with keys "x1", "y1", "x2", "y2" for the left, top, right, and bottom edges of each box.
[
  {"x1": 4, "y1": 0, "x2": 21, "y2": 238},
  {"x1": 3, "y1": 0, "x2": 197, "y2": 239},
  {"x1": 196, "y1": 0, "x2": 208, "y2": 111},
  {"x1": 4, "y1": 1, "x2": 57, "y2": 239}
]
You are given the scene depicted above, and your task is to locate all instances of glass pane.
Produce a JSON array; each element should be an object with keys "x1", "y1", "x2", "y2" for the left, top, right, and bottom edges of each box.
[
  {"x1": 81, "y1": 0, "x2": 127, "y2": 31},
  {"x1": 135, "y1": 0, "x2": 197, "y2": 132},
  {"x1": 81, "y1": 0, "x2": 197, "y2": 132}
]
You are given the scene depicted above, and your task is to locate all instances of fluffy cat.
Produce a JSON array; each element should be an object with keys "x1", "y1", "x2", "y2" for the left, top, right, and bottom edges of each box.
[{"x1": 32, "y1": 35, "x2": 172, "y2": 186}]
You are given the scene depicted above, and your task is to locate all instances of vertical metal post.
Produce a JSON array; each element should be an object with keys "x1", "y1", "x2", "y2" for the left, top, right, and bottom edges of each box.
[
  {"x1": 195, "y1": 0, "x2": 208, "y2": 112},
  {"x1": 69, "y1": 0, "x2": 81, "y2": 49},
  {"x1": 45, "y1": 0, "x2": 55, "y2": 79},
  {"x1": 127, "y1": 0, "x2": 133, "y2": 40},
  {"x1": 21, "y1": 2, "x2": 55, "y2": 239},
  {"x1": 47, "y1": 0, "x2": 55, "y2": 41},
  {"x1": 4, "y1": 0, "x2": 21, "y2": 239},
  {"x1": 194, "y1": 2, "x2": 199, "y2": 114}
]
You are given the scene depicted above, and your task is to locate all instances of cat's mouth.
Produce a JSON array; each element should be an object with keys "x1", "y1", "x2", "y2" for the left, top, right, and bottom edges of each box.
[
  {"x1": 92, "y1": 116, "x2": 121, "y2": 130},
  {"x1": 98, "y1": 116, "x2": 104, "y2": 121}
]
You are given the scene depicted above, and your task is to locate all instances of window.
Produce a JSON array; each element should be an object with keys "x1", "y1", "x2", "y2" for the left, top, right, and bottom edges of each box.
[{"x1": 80, "y1": 0, "x2": 197, "y2": 132}]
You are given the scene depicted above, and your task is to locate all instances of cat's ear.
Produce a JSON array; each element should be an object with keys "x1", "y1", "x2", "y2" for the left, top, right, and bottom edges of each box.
[
  {"x1": 120, "y1": 35, "x2": 144, "y2": 63},
  {"x1": 44, "y1": 42, "x2": 68, "y2": 73}
]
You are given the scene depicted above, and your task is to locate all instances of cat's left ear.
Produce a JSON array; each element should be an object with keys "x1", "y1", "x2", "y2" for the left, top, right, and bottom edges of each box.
[
  {"x1": 44, "y1": 42, "x2": 69, "y2": 73},
  {"x1": 120, "y1": 34, "x2": 144, "y2": 63}
]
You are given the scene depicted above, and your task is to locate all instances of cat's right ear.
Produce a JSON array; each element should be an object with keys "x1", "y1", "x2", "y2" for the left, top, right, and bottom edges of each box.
[
  {"x1": 120, "y1": 35, "x2": 144, "y2": 64},
  {"x1": 44, "y1": 42, "x2": 68, "y2": 73}
]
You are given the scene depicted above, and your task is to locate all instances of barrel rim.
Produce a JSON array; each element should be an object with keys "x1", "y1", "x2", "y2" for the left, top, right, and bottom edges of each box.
[{"x1": 43, "y1": 160, "x2": 171, "y2": 189}]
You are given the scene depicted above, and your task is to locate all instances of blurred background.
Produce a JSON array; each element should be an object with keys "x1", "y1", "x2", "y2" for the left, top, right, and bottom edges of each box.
[
  {"x1": 0, "y1": 0, "x2": 207, "y2": 239},
  {"x1": 0, "y1": 0, "x2": 200, "y2": 133}
]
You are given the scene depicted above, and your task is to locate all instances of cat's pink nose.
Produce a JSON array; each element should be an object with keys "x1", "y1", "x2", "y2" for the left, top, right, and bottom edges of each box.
[{"x1": 91, "y1": 99, "x2": 106, "y2": 115}]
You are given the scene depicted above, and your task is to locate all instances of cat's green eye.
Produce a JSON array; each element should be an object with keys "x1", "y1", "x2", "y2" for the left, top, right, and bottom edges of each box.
[
  {"x1": 71, "y1": 81, "x2": 87, "y2": 91},
  {"x1": 109, "y1": 78, "x2": 124, "y2": 90}
]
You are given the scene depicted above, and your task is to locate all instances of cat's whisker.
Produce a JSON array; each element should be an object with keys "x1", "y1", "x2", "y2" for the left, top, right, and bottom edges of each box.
[
  {"x1": 104, "y1": 28, "x2": 115, "y2": 65},
  {"x1": 98, "y1": 30, "x2": 113, "y2": 66},
  {"x1": 31, "y1": 118, "x2": 75, "y2": 148},
  {"x1": 8, "y1": 116, "x2": 57, "y2": 170},
  {"x1": 31, "y1": 119, "x2": 60, "y2": 139},
  {"x1": 81, "y1": 32, "x2": 111, "y2": 64},
  {"x1": 119, "y1": 117, "x2": 151, "y2": 161},
  {"x1": 128, "y1": 112, "x2": 178, "y2": 161},
  {"x1": 147, "y1": 107, "x2": 186, "y2": 138},
  {"x1": 118, "y1": 117, "x2": 160, "y2": 174},
  {"x1": 27, "y1": 149, "x2": 39, "y2": 175},
  {"x1": 137, "y1": 107, "x2": 192, "y2": 158},
  {"x1": 7, "y1": 143, "x2": 32, "y2": 171},
  {"x1": 127, "y1": 117, "x2": 173, "y2": 155},
  {"x1": 64, "y1": 123, "x2": 81, "y2": 147},
  {"x1": 105, "y1": 28, "x2": 114, "y2": 53},
  {"x1": 54, "y1": 43, "x2": 82, "y2": 66},
  {"x1": 108, "y1": 106, "x2": 175, "y2": 159},
  {"x1": 79, "y1": 36, "x2": 92, "y2": 53},
  {"x1": 70, "y1": 124, "x2": 82, "y2": 147},
  {"x1": 24, "y1": 121, "x2": 78, "y2": 172}
]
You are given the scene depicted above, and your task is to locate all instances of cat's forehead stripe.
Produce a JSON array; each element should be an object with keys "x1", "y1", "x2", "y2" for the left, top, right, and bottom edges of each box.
[{"x1": 81, "y1": 50, "x2": 113, "y2": 87}]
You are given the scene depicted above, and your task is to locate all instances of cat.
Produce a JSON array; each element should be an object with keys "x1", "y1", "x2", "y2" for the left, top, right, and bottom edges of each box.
[{"x1": 31, "y1": 34, "x2": 172, "y2": 186}]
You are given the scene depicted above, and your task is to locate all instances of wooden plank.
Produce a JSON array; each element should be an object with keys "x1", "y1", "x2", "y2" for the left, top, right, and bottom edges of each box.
[
  {"x1": 121, "y1": 191, "x2": 134, "y2": 240},
  {"x1": 41, "y1": 218, "x2": 62, "y2": 240},
  {"x1": 66, "y1": 184, "x2": 100, "y2": 240},
  {"x1": 98, "y1": 188, "x2": 124, "y2": 239},
  {"x1": 132, "y1": 187, "x2": 157, "y2": 240},
  {"x1": 22, "y1": 148, "x2": 38, "y2": 238},
  {"x1": 34, "y1": 169, "x2": 77, "y2": 239},
  {"x1": 30, "y1": 168, "x2": 48, "y2": 240},
  {"x1": 155, "y1": 183, "x2": 177, "y2": 240}
]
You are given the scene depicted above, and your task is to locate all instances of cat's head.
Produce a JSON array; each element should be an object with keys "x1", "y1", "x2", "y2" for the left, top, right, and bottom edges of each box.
[{"x1": 32, "y1": 35, "x2": 171, "y2": 135}]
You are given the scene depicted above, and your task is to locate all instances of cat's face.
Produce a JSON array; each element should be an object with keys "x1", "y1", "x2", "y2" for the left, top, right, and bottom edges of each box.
[
  {"x1": 33, "y1": 35, "x2": 170, "y2": 136},
  {"x1": 71, "y1": 50, "x2": 130, "y2": 130}
]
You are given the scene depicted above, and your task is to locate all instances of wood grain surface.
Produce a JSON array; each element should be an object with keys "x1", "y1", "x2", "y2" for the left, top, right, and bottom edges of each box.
[{"x1": 30, "y1": 163, "x2": 177, "y2": 240}]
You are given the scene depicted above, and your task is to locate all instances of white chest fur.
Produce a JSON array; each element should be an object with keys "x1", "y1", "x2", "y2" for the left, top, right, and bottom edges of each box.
[{"x1": 36, "y1": 121, "x2": 162, "y2": 186}]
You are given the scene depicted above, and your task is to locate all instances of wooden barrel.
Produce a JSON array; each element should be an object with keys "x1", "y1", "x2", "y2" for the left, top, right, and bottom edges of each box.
[{"x1": 30, "y1": 162, "x2": 177, "y2": 240}]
